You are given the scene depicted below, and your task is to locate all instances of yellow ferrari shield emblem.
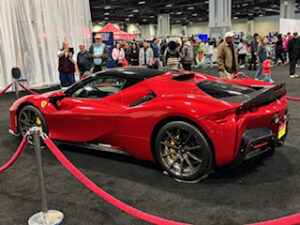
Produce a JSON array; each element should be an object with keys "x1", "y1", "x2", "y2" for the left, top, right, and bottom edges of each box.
[{"x1": 41, "y1": 100, "x2": 47, "y2": 108}]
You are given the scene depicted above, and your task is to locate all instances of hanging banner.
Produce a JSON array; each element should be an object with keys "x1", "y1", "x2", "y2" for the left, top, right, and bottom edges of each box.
[{"x1": 92, "y1": 32, "x2": 115, "y2": 68}]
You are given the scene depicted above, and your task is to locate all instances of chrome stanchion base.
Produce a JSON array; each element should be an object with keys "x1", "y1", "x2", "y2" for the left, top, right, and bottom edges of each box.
[{"x1": 28, "y1": 210, "x2": 64, "y2": 225}]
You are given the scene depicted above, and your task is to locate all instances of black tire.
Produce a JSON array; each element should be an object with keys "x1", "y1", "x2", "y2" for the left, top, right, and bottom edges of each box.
[
  {"x1": 155, "y1": 121, "x2": 213, "y2": 181},
  {"x1": 17, "y1": 105, "x2": 48, "y2": 142}
]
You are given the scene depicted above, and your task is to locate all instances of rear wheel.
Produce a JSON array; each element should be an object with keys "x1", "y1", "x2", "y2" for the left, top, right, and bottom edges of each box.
[
  {"x1": 18, "y1": 105, "x2": 48, "y2": 142},
  {"x1": 155, "y1": 121, "x2": 213, "y2": 181}
]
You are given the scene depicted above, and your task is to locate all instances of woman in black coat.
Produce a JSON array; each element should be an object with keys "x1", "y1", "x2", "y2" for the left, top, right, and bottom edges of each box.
[{"x1": 129, "y1": 43, "x2": 139, "y2": 66}]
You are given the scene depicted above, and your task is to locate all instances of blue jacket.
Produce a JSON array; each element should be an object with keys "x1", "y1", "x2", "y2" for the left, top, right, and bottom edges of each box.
[{"x1": 152, "y1": 43, "x2": 159, "y2": 59}]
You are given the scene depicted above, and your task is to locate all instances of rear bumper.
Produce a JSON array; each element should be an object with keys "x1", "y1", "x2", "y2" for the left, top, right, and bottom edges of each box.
[{"x1": 230, "y1": 123, "x2": 288, "y2": 167}]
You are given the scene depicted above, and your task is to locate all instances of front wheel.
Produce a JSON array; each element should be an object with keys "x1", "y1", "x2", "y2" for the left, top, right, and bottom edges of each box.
[
  {"x1": 155, "y1": 121, "x2": 213, "y2": 181},
  {"x1": 18, "y1": 105, "x2": 48, "y2": 142}
]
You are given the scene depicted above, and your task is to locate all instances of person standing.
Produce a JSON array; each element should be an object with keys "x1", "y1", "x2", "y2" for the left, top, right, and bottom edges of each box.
[
  {"x1": 112, "y1": 42, "x2": 125, "y2": 67},
  {"x1": 237, "y1": 39, "x2": 247, "y2": 68},
  {"x1": 164, "y1": 40, "x2": 180, "y2": 70},
  {"x1": 57, "y1": 41, "x2": 76, "y2": 87},
  {"x1": 216, "y1": 31, "x2": 239, "y2": 79},
  {"x1": 77, "y1": 44, "x2": 90, "y2": 79},
  {"x1": 275, "y1": 35, "x2": 284, "y2": 65},
  {"x1": 128, "y1": 43, "x2": 139, "y2": 66},
  {"x1": 283, "y1": 35, "x2": 288, "y2": 63},
  {"x1": 204, "y1": 40, "x2": 214, "y2": 68},
  {"x1": 287, "y1": 32, "x2": 300, "y2": 78},
  {"x1": 151, "y1": 38, "x2": 160, "y2": 60},
  {"x1": 181, "y1": 37, "x2": 193, "y2": 71},
  {"x1": 255, "y1": 36, "x2": 268, "y2": 80},
  {"x1": 88, "y1": 33, "x2": 109, "y2": 73},
  {"x1": 139, "y1": 41, "x2": 154, "y2": 66},
  {"x1": 124, "y1": 42, "x2": 131, "y2": 62},
  {"x1": 248, "y1": 33, "x2": 259, "y2": 70},
  {"x1": 160, "y1": 39, "x2": 168, "y2": 66}
]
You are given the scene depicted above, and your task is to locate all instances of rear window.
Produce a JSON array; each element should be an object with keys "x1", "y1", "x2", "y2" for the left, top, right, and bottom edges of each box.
[{"x1": 197, "y1": 81, "x2": 257, "y2": 103}]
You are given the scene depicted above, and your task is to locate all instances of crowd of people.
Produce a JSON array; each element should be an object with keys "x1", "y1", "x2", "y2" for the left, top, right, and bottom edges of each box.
[{"x1": 57, "y1": 31, "x2": 300, "y2": 87}]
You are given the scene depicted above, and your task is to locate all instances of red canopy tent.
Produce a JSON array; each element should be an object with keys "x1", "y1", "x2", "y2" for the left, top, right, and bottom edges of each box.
[{"x1": 99, "y1": 23, "x2": 137, "y2": 40}]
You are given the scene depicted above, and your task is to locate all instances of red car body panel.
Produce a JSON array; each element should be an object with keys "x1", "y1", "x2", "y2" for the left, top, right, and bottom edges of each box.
[{"x1": 9, "y1": 69, "x2": 288, "y2": 167}]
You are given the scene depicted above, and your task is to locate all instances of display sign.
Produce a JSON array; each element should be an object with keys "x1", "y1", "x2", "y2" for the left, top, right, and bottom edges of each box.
[{"x1": 92, "y1": 32, "x2": 115, "y2": 68}]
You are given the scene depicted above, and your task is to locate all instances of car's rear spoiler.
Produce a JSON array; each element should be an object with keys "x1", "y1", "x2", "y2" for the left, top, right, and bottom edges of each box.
[{"x1": 241, "y1": 83, "x2": 286, "y2": 109}]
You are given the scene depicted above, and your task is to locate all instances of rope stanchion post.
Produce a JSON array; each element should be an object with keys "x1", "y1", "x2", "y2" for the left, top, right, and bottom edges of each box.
[{"x1": 28, "y1": 127, "x2": 64, "y2": 225}]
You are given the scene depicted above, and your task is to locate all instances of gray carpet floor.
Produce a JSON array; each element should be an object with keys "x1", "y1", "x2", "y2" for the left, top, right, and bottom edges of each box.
[{"x1": 0, "y1": 65, "x2": 299, "y2": 225}]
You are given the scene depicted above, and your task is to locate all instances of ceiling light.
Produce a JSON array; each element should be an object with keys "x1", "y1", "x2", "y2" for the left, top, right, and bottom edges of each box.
[
  {"x1": 133, "y1": 9, "x2": 139, "y2": 12},
  {"x1": 138, "y1": 1, "x2": 146, "y2": 4},
  {"x1": 166, "y1": 4, "x2": 172, "y2": 7},
  {"x1": 248, "y1": 13, "x2": 253, "y2": 16},
  {"x1": 143, "y1": 19, "x2": 147, "y2": 22},
  {"x1": 149, "y1": 15, "x2": 155, "y2": 18},
  {"x1": 259, "y1": 14, "x2": 264, "y2": 17},
  {"x1": 104, "y1": 12, "x2": 110, "y2": 15},
  {"x1": 125, "y1": 18, "x2": 130, "y2": 21},
  {"x1": 233, "y1": 16, "x2": 238, "y2": 19},
  {"x1": 104, "y1": 6, "x2": 111, "y2": 9},
  {"x1": 176, "y1": 12, "x2": 182, "y2": 15},
  {"x1": 104, "y1": 17, "x2": 109, "y2": 20},
  {"x1": 128, "y1": 14, "x2": 134, "y2": 17},
  {"x1": 187, "y1": 6, "x2": 194, "y2": 10},
  {"x1": 192, "y1": 13, "x2": 197, "y2": 16}
]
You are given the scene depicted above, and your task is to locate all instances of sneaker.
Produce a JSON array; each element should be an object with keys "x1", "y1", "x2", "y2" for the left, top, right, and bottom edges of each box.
[
  {"x1": 289, "y1": 75, "x2": 296, "y2": 78},
  {"x1": 270, "y1": 78, "x2": 274, "y2": 83},
  {"x1": 240, "y1": 65, "x2": 245, "y2": 68},
  {"x1": 255, "y1": 78, "x2": 259, "y2": 81}
]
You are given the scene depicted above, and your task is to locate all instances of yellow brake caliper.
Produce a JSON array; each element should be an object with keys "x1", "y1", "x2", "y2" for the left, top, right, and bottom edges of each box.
[
  {"x1": 169, "y1": 135, "x2": 179, "y2": 160},
  {"x1": 36, "y1": 117, "x2": 42, "y2": 126}
]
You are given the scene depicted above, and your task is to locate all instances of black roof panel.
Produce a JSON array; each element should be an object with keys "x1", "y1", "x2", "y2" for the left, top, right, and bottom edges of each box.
[{"x1": 99, "y1": 67, "x2": 166, "y2": 80}]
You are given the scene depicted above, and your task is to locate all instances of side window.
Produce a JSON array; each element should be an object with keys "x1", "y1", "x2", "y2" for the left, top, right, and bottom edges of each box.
[{"x1": 71, "y1": 76, "x2": 126, "y2": 99}]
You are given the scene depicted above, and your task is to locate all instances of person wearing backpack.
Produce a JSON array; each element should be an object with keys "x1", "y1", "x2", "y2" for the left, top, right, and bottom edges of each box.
[{"x1": 164, "y1": 41, "x2": 180, "y2": 70}]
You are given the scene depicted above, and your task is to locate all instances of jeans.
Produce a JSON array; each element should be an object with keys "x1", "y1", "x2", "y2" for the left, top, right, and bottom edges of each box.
[
  {"x1": 59, "y1": 73, "x2": 75, "y2": 87},
  {"x1": 263, "y1": 74, "x2": 271, "y2": 82},
  {"x1": 204, "y1": 54, "x2": 213, "y2": 68},
  {"x1": 290, "y1": 58, "x2": 297, "y2": 75},
  {"x1": 255, "y1": 62, "x2": 263, "y2": 79}
]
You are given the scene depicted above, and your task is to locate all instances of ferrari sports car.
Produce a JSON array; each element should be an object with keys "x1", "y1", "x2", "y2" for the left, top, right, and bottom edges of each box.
[{"x1": 9, "y1": 67, "x2": 288, "y2": 181}]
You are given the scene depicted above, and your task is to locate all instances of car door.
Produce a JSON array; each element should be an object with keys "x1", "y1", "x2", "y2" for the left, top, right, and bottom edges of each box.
[{"x1": 44, "y1": 75, "x2": 126, "y2": 143}]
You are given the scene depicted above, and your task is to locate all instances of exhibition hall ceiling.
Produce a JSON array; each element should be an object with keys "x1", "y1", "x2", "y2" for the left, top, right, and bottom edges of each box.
[{"x1": 91, "y1": 0, "x2": 300, "y2": 25}]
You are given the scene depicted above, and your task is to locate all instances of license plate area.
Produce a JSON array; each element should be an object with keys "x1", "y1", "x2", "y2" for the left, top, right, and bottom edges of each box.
[{"x1": 278, "y1": 121, "x2": 287, "y2": 139}]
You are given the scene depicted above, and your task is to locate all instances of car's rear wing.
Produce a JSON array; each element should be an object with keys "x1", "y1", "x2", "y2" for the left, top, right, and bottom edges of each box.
[{"x1": 241, "y1": 83, "x2": 286, "y2": 109}]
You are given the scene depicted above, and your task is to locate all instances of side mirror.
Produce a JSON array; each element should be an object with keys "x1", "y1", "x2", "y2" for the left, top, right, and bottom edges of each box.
[
  {"x1": 48, "y1": 91, "x2": 66, "y2": 110},
  {"x1": 11, "y1": 67, "x2": 21, "y2": 79}
]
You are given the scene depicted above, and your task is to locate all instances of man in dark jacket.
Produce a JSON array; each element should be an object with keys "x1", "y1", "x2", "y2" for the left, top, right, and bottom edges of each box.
[
  {"x1": 88, "y1": 33, "x2": 109, "y2": 73},
  {"x1": 248, "y1": 33, "x2": 259, "y2": 70},
  {"x1": 77, "y1": 44, "x2": 90, "y2": 78},
  {"x1": 287, "y1": 32, "x2": 300, "y2": 78},
  {"x1": 57, "y1": 41, "x2": 76, "y2": 87}
]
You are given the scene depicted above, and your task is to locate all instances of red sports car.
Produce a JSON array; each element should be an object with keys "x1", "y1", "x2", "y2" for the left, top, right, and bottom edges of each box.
[{"x1": 9, "y1": 67, "x2": 288, "y2": 181}]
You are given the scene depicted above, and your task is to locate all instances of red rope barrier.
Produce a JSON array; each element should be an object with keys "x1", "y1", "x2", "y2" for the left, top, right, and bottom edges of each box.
[
  {"x1": 43, "y1": 137, "x2": 191, "y2": 225},
  {"x1": 0, "y1": 138, "x2": 28, "y2": 173},
  {"x1": 18, "y1": 83, "x2": 39, "y2": 95},
  {"x1": 0, "y1": 83, "x2": 12, "y2": 97},
  {"x1": 287, "y1": 96, "x2": 300, "y2": 101},
  {"x1": 247, "y1": 213, "x2": 300, "y2": 225}
]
